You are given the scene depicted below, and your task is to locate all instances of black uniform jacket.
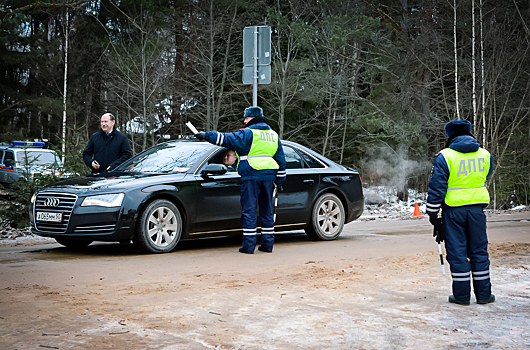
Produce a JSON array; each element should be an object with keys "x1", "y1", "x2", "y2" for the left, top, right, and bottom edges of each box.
[{"x1": 82, "y1": 129, "x2": 132, "y2": 174}]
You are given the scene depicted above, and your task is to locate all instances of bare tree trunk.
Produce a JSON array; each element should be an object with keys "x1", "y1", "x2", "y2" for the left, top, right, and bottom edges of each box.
[
  {"x1": 472, "y1": 0, "x2": 477, "y2": 133},
  {"x1": 480, "y1": 0, "x2": 486, "y2": 146},
  {"x1": 85, "y1": 82, "x2": 93, "y2": 139},
  {"x1": 420, "y1": 0, "x2": 433, "y2": 121},
  {"x1": 489, "y1": 87, "x2": 530, "y2": 186},
  {"x1": 142, "y1": 28, "x2": 147, "y2": 151},
  {"x1": 61, "y1": 9, "x2": 69, "y2": 164},
  {"x1": 322, "y1": 50, "x2": 335, "y2": 156},
  {"x1": 204, "y1": 0, "x2": 215, "y2": 130},
  {"x1": 213, "y1": 4, "x2": 237, "y2": 131},
  {"x1": 265, "y1": 6, "x2": 311, "y2": 140},
  {"x1": 493, "y1": 180, "x2": 496, "y2": 211},
  {"x1": 340, "y1": 104, "x2": 347, "y2": 164},
  {"x1": 276, "y1": 26, "x2": 296, "y2": 138},
  {"x1": 322, "y1": 107, "x2": 332, "y2": 157},
  {"x1": 454, "y1": 0, "x2": 460, "y2": 120},
  {"x1": 128, "y1": 99, "x2": 135, "y2": 154},
  {"x1": 39, "y1": 113, "x2": 43, "y2": 140},
  {"x1": 112, "y1": 11, "x2": 167, "y2": 150},
  {"x1": 48, "y1": 114, "x2": 52, "y2": 140},
  {"x1": 171, "y1": 9, "x2": 184, "y2": 139}
]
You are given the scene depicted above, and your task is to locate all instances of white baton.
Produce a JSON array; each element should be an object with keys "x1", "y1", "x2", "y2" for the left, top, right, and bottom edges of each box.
[{"x1": 186, "y1": 121, "x2": 199, "y2": 134}]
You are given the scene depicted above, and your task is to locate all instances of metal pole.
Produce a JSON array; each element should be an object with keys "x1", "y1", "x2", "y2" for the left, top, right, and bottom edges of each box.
[{"x1": 253, "y1": 26, "x2": 258, "y2": 106}]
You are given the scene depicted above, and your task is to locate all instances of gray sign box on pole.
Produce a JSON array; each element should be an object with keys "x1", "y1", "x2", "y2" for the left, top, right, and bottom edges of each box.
[
  {"x1": 242, "y1": 65, "x2": 271, "y2": 85},
  {"x1": 243, "y1": 25, "x2": 271, "y2": 105},
  {"x1": 243, "y1": 26, "x2": 271, "y2": 67}
]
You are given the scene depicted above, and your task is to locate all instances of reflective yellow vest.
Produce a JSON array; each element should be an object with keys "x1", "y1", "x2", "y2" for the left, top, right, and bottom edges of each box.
[
  {"x1": 440, "y1": 148, "x2": 491, "y2": 206},
  {"x1": 238, "y1": 128, "x2": 279, "y2": 170}
]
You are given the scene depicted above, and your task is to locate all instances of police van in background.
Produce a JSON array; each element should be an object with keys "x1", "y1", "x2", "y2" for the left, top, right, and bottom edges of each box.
[{"x1": 0, "y1": 141, "x2": 63, "y2": 187}]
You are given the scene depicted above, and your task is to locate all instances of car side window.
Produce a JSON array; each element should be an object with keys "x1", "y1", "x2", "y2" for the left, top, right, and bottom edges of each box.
[
  {"x1": 208, "y1": 149, "x2": 227, "y2": 165},
  {"x1": 283, "y1": 146, "x2": 304, "y2": 169},
  {"x1": 4, "y1": 151, "x2": 14, "y2": 167},
  {"x1": 206, "y1": 149, "x2": 238, "y2": 173},
  {"x1": 0, "y1": 150, "x2": 4, "y2": 164},
  {"x1": 298, "y1": 150, "x2": 325, "y2": 168}
]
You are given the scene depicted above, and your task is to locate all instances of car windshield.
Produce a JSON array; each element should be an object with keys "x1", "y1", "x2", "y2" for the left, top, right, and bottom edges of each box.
[
  {"x1": 115, "y1": 142, "x2": 212, "y2": 173},
  {"x1": 16, "y1": 150, "x2": 61, "y2": 167}
]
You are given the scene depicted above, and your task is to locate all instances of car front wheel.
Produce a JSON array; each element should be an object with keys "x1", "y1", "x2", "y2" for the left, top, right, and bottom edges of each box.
[
  {"x1": 135, "y1": 199, "x2": 182, "y2": 253},
  {"x1": 305, "y1": 193, "x2": 345, "y2": 241}
]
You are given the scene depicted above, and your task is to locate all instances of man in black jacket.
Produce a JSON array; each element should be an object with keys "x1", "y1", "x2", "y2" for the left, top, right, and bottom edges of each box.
[{"x1": 83, "y1": 113, "x2": 132, "y2": 174}]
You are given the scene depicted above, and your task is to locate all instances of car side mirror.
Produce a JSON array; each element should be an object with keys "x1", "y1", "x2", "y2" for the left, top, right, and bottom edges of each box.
[
  {"x1": 200, "y1": 163, "x2": 228, "y2": 177},
  {"x1": 4, "y1": 159, "x2": 14, "y2": 168}
]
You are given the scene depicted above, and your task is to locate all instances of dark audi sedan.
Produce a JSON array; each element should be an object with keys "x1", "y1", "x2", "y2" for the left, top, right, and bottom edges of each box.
[{"x1": 29, "y1": 140, "x2": 364, "y2": 253}]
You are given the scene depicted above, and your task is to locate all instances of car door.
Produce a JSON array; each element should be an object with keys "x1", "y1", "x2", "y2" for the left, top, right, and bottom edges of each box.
[
  {"x1": 2, "y1": 151, "x2": 17, "y2": 184},
  {"x1": 192, "y1": 150, "x2": 243, "y2": 233},
  {"x1": 0, "y1": 150, "x2": 5, "y2": 183},
  {"x1": 275, "y1": 145, "x2": 320, "y2": 226}
]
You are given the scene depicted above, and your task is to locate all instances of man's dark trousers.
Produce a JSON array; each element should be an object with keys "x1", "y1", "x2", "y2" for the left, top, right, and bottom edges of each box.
[
  {"x1": 443, "y1": 205, "x2": 491, "y2": 301},
  {"x1": 240, "y1": 179, "x2": 275, "y2": 253}
]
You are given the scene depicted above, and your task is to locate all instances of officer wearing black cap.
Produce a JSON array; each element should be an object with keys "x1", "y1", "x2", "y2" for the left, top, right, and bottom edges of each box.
[
  {"x1": 195, "y1": 107, "x2": 286, "y2": 254},
  {"x1": 426, "y1": 120, "x2": 495, "y2": 305}
]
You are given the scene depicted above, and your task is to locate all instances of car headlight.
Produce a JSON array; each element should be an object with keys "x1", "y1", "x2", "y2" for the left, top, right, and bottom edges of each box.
[
  {"x1": 30, "y1": 193, "x2": 36, "y2": 204},
  {"x1": 81, "y1": 193, "x2": 124, "y2": 207}
]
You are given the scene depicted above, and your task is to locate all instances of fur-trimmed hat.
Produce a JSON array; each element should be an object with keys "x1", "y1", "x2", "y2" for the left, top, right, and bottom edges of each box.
[
  {"x1": 244, "y1": 106, "x2": 263, "y2": 118},
  {"x1": 445, "y1": 120, "x2": 471, "y2": 138}
]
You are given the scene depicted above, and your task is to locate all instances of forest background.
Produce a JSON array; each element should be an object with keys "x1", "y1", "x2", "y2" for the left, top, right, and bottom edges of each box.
[{"x1": 1, "y1": 0, "x2": 529, "y2": 210}]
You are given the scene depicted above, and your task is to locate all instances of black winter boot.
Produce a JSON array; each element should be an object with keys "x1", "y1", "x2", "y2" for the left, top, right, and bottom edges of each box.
[
  {"x1": 477, "y1": 294, "x2": 495, "y2": 304},
  {"x1": 239, "y1": 247, "x2": 254, "y2": 254},
  {"x1": 258, "y1": 246, "x2": 272, "y2": 253},
  {"x1": 449, "y1": 295, "x2": 470, "y2": 305}
]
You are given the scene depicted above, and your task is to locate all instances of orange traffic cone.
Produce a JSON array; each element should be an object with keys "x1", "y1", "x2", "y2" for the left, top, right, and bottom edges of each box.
[{"x1": 411, "y1": 202, "x2": 424, "y2": 219}]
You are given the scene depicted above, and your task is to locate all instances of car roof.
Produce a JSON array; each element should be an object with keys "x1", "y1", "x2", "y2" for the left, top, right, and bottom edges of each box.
[
  {"x1": 0, "y1": 145, "x2": 57, "y2": 151},
  {"x1": 160, "y1": 139, "x2": 328, "y2": 160}
]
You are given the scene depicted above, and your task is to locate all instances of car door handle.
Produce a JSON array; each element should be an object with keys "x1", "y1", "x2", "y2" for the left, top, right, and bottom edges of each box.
[{"x1": 303, "y1": 179, "x2": 314, "y2": 184}]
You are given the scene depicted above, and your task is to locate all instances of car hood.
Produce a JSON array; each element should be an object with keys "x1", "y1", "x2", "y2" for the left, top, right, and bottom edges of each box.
[
  {"x1": 38, "y1": 172, "x2": 187, "y2": 195},
  {"x1": 15, "y1": 165, "x2": 62, "y2": 175}
]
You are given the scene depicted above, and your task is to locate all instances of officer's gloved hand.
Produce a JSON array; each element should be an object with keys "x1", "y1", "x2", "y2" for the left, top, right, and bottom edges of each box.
[
  {"x1": 195, "y1": 132, "x2": 206, "y2": 140},
  {"x1": 428, "y1": 213, "x2": 438, "y2": 226},
  {"x1": 274, "y1": 180, "x2": 284, "y2": 192},
  {"x1": 436, "y1": 223, "x2": 446, "y2": 242}
]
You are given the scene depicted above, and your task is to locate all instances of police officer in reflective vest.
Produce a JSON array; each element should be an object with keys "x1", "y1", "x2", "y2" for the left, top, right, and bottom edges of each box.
[
  {"x1": 426, "y1": 120, "x2": 495, "y2": 305},
  {"x1": 195, "y1": 107, "x2": 287, "y2": 254}
]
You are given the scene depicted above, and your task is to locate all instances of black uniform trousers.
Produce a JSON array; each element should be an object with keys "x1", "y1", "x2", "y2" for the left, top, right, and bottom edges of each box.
[
  {"x1": 443, "y1": 205, "x2": 491, "y2": 301},
  {"x1": 240, "y1": 179, "x2": 275, "y2": 253}
]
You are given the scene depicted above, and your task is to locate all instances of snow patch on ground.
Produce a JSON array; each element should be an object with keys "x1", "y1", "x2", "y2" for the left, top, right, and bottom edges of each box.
[
  {"x1": 361, "y1": 186, "x2": 528, "y2": 222},
  {"x1": 510, "y1": 204, "x2": 527, "y2": 211},
  {"x1": 360, "y1": 186, "x2": 428, "y2": 221},
  {"x1": 0, "y1": 224, "x2": 55, "y2": 246}
]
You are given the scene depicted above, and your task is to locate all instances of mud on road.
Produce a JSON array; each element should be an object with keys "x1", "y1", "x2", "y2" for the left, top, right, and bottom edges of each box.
[{"x1": 1, "y1": 213, "x2": 529, "y2": 349}]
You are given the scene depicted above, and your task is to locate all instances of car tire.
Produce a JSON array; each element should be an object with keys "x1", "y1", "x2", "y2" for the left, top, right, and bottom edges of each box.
[
  {"x1": 135, "y1": 199, "x2": 182, "y2": 253},
  {"x1": 55, "y1": 238, "x2": 93, "y2": 248},
  {"x1": 305, "y1": 193, "x2": 345, "y2": 241}
]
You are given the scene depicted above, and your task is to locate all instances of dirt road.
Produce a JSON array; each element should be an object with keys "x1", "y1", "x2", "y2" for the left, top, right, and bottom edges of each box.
[{"x1": 1, "y1": 212, "x2": 529, "y2": 349}]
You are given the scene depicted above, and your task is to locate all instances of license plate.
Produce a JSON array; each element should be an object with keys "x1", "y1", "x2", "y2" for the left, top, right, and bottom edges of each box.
[{"x1": 36, "y1": 212, "x2": 62, "y2": 222}]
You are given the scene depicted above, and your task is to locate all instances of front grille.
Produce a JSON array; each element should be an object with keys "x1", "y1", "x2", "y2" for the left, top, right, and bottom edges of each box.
[
  {"x1": 34, "y1": 192, "x2": 77, "y2": 233},
  {"x1": 73, "y1": 224, "x2": 116, "y2": 234}
]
